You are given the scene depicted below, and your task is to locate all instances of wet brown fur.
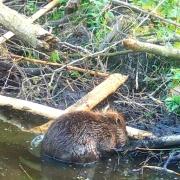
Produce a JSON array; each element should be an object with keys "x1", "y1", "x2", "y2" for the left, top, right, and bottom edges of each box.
[{"x1": 41, "y1": 110, "x2": 127, "y2": 164}]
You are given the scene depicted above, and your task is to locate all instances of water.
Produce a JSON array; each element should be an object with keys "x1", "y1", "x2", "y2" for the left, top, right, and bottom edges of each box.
[{"x1": 0, "y1": 121, "x2": 178, "y2": 180}]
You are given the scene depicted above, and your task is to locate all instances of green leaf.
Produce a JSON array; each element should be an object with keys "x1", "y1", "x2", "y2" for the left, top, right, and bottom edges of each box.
[
  {"x1": 50, "y1": 50, "x2": 61, "y2": 63},
  {"x1": 70, "y1": 71, "x2": 80, "y2": 78},
  {"x1": 165, "y1": 95, "x2": 180, "y2": 114}
]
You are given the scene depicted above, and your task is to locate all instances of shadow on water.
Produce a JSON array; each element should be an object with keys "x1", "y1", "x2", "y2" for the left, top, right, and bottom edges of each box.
[{"x1": 0, "y1": 120, "x2": 178, "y2": 180}]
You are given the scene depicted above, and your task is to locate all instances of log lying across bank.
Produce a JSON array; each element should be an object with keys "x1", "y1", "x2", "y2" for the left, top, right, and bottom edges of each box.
[
  {"x1": 0, "y1": 1, "x2": 59, "y2": 49},
  {"x1": 0, "y1": 95, "x2": 64, "y2": 120},
  {"x1": 138, "y1": 134, "x2": 180, "y2": 148},
  {"x1": 0, "y1": 73, "x2": 154, "y2": 140}
]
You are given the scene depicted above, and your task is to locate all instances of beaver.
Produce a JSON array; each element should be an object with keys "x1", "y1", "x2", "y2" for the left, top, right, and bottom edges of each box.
[{"x1": 41, "y1": 110, "x2": 128, "y2": 164}]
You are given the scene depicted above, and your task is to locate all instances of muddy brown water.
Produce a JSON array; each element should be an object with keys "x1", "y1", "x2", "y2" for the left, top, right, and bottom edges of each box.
[{"x1": 0, "y1": 120, "x2": 178, "y2": 180}]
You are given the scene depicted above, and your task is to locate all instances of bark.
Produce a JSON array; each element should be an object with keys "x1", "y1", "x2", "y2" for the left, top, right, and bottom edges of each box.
[
  {"x1": 123, "y1": 38, "x2": 180, "y2": 59},
  {"x1": 0, "y1": 95, "x2": 64, "y2": 120},
  {"x1": 66, "y1": 73, "x2": 128, "y2": 111},
  {"x1": 0, "y1": 1, "x2": 59, "y2": 49},
  {"x1": 136, "y1": 135, "x2": 180, "y2": 148}
]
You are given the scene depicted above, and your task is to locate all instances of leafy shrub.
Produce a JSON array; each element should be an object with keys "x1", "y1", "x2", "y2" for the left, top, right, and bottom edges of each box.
[
  {"x1": 165, "y1": 95, "x2": 180, "y2": 114},
  {"x1": 165, "y1": 68, "x2": 180, "y2": 114}
]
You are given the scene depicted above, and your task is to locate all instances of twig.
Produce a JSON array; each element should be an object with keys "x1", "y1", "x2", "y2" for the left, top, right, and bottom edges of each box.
[
  {"x1": 149, "y1": 78, "x2": 171, "y2": 96},
  {"x1": 134, "y1": 0, "x2": 166, "y2": 29},
  {"x1": 143, "y1": 165, "x2": 180, "y2": 176},
  {"x1": 148, "y1": 95, "x2": 163, "y2": 105},
  {"x1": 112, "y1": 0, "x2": 180, "y2": 27},
  {"x1": 136, "y1": 147, "x2": 177, "y2": 151},
  {"x1": 19, "y1": 164, "x2": 33, "y2": 180},
  {"x1": 59, "y1": 41, "x2": 92, "y2": 55},
  {"x1": 146, "y1": 34, "x2": 180, "y2": 44},
  {"x1": 142, "y1": 151, "x2": 180, "y2": 176},
  {"x1": 11, "y1": 54, "x2": 109, "y2": 77},
  {"x1": 163, "y1": 151, "x2": 180, "y2": 169},
  {"x1": 22, "y1": 41, "x2": 122, "y2": 81}
]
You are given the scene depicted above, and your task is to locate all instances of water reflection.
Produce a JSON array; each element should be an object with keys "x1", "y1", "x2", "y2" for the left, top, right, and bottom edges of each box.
[
  {"x1": 41, "y1": 155, "x2": 132, "y2": 180},
  {"x1": 0, "y1": 121, "x2": 178, "y2": 180}
]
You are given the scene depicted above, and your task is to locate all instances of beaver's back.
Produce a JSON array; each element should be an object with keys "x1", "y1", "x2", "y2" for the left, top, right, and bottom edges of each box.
[{"x1": 41, "y1": 110, "x2": 127, "y2": 164}]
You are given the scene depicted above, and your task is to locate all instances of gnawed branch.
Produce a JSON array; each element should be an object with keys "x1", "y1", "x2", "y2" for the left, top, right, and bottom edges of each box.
[
  {"x1": 123, "y1": 38, "x2": 180, "y2": 59},
  {"x1": 135, "y1": 135, "x2": 180, "y2": 149},
  {"x1": 0, "y1": 1, "x2": 58, "y2": 49}
]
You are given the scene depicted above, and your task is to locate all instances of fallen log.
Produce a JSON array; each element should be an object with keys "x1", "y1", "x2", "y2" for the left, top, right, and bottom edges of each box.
[
  {"x1": 123, "y1": 38, "x2": 180, "y2": 59},
  {"x1": 0, "y1": 94, "x2": 64, "y2": 119},
  {"x1": 136, "y1": 135, "x2": 180, "y2": 149},
  {"x1": 0, "y1": 1, "x2": 59, "y2": 49}
]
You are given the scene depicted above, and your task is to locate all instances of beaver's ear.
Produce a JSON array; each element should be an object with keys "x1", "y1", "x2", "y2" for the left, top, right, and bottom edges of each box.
[{"x1": 118, "y1": 112, "x2": 126, "y2": 121}]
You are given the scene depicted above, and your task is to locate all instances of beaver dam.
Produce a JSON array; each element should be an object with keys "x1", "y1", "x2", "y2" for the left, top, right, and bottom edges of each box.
[{"x1": 0, "y1": 0, "x2": 180, "y2": 179}]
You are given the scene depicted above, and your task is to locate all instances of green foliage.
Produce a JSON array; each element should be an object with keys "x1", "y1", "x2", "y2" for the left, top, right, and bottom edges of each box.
[
  {"x1": 25, "y1": 0, "x2": 38, "y2": 15},
  {"x1": 165, "y1": 68, "x2": 180, "y2": 114},
  {"x1": 168, "y1": 68, "x2": 180, "y2": 88},
  {"x1": 69, "y1": 71, "x2": 81, "y2": 79},
  {"x1": 131, "y1": 0, "x2": 180, "y2": 48},
  {"x1": 49, "y1": 8, "x2": 65, "y2": 21},
  {"x1": 80, "y1": 0, "x2": 114, "y2": 44},
  {"x1": 173, "y1": 42, "x2": 180, "y2": 49},
  {"x1": 165, "y1": 96, "x2": 180, "y2": 114},
  {"x1": 159, "y1": 0, "x2": 180, "y2": 20},
  {"x1": 132, "y1": 0, "x2": 179, "y2": 20},
  {"x1": 50, "y1": 50, "x2": 61, "y2": 63},
  {"x1": 131, "y1": 0, "x2": 157, "y2": 9}
]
